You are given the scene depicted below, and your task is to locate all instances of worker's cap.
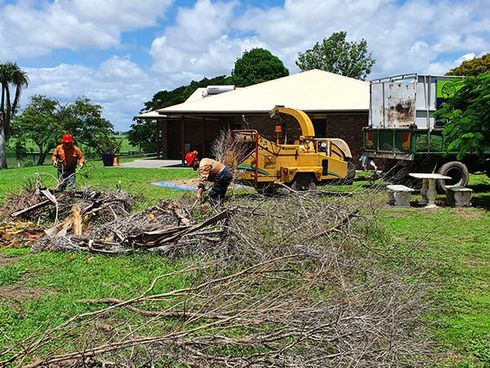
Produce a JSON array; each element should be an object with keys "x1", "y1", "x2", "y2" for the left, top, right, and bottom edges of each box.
[
  {"x1": 185, "y1": 150, "x2": 199, "y2": 166},
  {"x1": 61, "y1": 134, "x2": 74, "y2": 144}
]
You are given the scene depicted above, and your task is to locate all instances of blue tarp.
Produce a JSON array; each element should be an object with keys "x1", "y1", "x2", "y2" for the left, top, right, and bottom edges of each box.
[{"x1": 152, "y1": 181, "x2": 197, "y2": 191}]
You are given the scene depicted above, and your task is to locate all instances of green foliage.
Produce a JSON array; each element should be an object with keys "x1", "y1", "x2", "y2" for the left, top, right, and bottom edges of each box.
[
  {"x1": 129, "y1": 75, "x2": 232, "y2": 152},
  {"x1": 12, "y1": 95, "x2": 116, "y2": 163},
  {"x1": 59, "y1": 97, "x2": 115, "y2": 155},
  {"x1": 436, "y1": 73, "x2": 490, "y2": 159},
  {"x1": 231, "y1": 48, "x2": 289, "y2": 87},
  {"x1": 447, "y1": 54, "x2": 490, "y2": 76},
  {"x1": 12, "y1": 95, "x2": 62, "y2": 165},
  {"x1": 296, "y1": 31, "x2": 375, "y2": 80},
  {"x1": 127, "y1": 119, "x2": 157, "y2": 153}
]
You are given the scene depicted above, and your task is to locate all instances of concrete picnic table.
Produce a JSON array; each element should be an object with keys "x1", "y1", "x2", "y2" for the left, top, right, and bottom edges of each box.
[{"x1": 409, "y1": 173, "x2": 451, "y2": 208}]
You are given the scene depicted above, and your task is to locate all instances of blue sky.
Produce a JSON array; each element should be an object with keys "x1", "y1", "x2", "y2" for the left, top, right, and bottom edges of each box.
[{"x1": 0, "y1": 0, "x2": 488, "y2": 131}]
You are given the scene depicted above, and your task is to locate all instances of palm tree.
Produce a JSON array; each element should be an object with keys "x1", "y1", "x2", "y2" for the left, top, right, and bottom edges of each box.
[{"x1": 0, "y1": 62, "x2": 29, "y2": 169}]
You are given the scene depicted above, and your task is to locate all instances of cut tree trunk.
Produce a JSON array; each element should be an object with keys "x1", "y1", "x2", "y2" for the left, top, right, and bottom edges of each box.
[
  {"x1": 37, "y1": 151, "x2": 48, "y2": 166},
  {"x1": 0, "y1": 126, "x2": 7, "y2": 169}
]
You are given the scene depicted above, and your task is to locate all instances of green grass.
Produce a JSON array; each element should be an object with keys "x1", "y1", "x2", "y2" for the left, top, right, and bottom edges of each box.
[
  {"x1": 0, "y1": 248, "x2": 191, "y2": 349},
  {"x1": 0, "y1": 167, "x2": 489, "y2": 366}
]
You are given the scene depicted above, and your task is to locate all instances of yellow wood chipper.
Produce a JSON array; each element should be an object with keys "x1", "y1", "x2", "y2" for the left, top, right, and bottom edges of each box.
[{"x1": 233, "y1": 106, "x2": 355, "y2": 193}]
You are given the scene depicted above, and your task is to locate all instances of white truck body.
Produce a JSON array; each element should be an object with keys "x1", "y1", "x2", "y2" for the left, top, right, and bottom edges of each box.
[{"x1": 369, "y1": 74, "x2": 460, "y2": 131}]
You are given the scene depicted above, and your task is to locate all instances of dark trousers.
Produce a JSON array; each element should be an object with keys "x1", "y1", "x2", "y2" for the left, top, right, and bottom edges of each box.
[
  {"x1": 57, "y1": 166, "x2": 76, "y2": 190},
  {"x1": 208, "y1": 167, "x2": 233, "y2": 205}
]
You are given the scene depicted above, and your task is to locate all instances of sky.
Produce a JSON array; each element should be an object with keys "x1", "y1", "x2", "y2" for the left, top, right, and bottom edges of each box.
[{"x1": 1, "y1": 0, "x2": 488, "y2": 131}]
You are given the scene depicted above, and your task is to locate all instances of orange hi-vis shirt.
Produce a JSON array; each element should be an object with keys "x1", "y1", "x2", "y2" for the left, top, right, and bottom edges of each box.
[
  {"x1": 198, "y1": 158, "x2": 224, "y2": 185},
  {"x1": 51, "y1": 145, "x2": 84, "y2": 168}
]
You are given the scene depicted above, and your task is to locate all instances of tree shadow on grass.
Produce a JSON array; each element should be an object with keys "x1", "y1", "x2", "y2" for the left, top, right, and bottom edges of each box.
[{"x1": 468, "y1": 183, "x2": 490, "y2": 210}]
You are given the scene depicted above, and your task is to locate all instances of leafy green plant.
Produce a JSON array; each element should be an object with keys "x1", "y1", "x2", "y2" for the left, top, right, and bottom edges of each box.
[
  {"x1": 296, "y1": 31, "x2": 375, "y2": 80},
  {"x1": 436, "y1": 73, "x2": 490, "y2": 159}
]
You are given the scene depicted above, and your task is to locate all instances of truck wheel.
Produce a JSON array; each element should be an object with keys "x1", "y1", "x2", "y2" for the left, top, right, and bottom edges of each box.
[
  {"x1": 291, "y1": 173, "x2": 316, "y2": 191},
  {"x1": 255, "y1": 183, "x2": 277, "y2": 196},
  {"x1": 437, "y1": 161, "x2": 469, "y2": 192}
]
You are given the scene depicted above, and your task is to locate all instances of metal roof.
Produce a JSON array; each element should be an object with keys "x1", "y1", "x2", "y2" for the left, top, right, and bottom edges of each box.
[{"x1": 157, "y1": 69, "x2": 369, "y2": 115}]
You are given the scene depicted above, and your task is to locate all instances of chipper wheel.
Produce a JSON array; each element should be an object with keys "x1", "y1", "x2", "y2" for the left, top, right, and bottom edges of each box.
[{"x1": 290, "y1": 173, "x2": 317, "y2": 191}]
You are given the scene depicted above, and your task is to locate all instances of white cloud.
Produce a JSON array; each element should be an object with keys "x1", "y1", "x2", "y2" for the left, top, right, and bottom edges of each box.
[
  {"x1": 23, "y1": 57, "x2": 156, "y2": 131},
  {"x1": 0, "y1": 0, "x2": 173, "y2": 58},
  {"x1": 150, "y1": 0, "x2": 265, "y2": 86},
  {"x1": 232, "y1": 0, "x2": 489, "y2": 78}
]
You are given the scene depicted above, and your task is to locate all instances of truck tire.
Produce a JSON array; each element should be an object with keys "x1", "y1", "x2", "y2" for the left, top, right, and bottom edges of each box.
[
  {"x1": 255, "y1": 182, "x2": 277, "y2": 196},
  {"x1": 437, "y1": 161, "x2": 469, "y2": 192},
  {"x1": 291, "y1": 173, "x2": 316, "y2": 191}
]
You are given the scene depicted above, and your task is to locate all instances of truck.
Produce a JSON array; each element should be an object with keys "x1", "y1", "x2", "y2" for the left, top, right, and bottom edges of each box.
[
  {"x1": 234, "y1": 106, "x2": 355, "y2": 193},
  {"x1": 362, "y1": 73, "x2": 490, "y2": 191}
]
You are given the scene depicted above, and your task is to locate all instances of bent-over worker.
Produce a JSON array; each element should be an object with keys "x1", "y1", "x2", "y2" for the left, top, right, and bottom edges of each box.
[
  {"x1": 51, "y1": 134, "x2": 84, "y2": 190},
  {"x1": 185, "y1": 150, "x2": 233, "y2": 205}
]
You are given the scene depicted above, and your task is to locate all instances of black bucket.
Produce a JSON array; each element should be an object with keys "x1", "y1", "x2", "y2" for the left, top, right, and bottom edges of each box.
[{"x1": 101, "y1": 153, "x2": 114, "y2": 166}]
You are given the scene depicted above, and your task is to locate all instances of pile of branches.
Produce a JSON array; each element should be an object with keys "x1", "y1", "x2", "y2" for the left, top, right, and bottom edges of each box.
[
  {"x1": 0, "y1": 190, "x2": 433, "y2": 367},
  {"x1": 33, "y1": 199, "x2": 229, "y2": 256},
  {"x1": 2, "y1": 188, "x2": 132, "y2": 227}
]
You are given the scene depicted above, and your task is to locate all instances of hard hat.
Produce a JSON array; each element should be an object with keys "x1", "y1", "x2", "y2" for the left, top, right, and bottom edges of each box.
[
  {"x1": 61, "y1": 134, "x2": 74, "y2": 144},
  {"x1": 185, "y1": 150, "x2": 198, "y2": 166}
]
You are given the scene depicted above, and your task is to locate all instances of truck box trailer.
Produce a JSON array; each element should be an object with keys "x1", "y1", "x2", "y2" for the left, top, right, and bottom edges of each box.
[{"x1": 363, "y1": 73, "x2": 489, "y2": 190}]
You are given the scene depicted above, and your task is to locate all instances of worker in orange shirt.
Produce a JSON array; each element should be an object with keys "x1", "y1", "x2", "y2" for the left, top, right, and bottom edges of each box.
[
  {"x1": 185, "y1": 150, "x2": 233, "y2": 205},
  {"x1": 51, "y1": 134, "x2": 84, "y2": 190}
]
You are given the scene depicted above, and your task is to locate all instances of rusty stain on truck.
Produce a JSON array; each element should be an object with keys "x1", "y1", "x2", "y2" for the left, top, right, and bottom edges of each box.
[{"x1": 386, "y1": 100, "x2": 414, "y2": 127}]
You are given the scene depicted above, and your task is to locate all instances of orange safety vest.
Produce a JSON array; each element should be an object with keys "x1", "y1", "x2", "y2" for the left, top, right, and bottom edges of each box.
[{"x1": 51, "y1": 144, "x2": 84, "y2": 168}]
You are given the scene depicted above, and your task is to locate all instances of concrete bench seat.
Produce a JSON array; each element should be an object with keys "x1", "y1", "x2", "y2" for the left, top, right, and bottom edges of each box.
[
  {"x1": 386, "y1": 184, "x2": 415, "y2": 207},
  {"x1": 446, "y1": 186, "x2": 473, "y2": 207}
]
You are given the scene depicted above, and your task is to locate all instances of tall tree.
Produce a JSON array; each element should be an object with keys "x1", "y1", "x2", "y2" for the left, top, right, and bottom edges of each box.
[
  {"x1": 232, "y1": 48, "x2": 289, "y2": 87},
  {"x1": 447, "y1": 53, "x2": 490, "y2": 76},
  {"x1": 13, "y1": 95, "x2": 63, "y2": 165},
  {"x1": 296, "y1": 31, "x2": 375, "y2": 80},
  {"x1": 62, "y1": 97, "x2": 115, "y2": 154},
  {"x1": 0, "y1": 62, "x2": 28, "y2": 169},
  {"x1": 436, "y1": 73, "x2": 490, "y2": 159}
]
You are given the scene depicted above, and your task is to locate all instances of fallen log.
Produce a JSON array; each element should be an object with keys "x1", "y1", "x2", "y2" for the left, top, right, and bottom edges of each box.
[{"x1": 10, "y1": 199, "x2": 52, "y2": 218}]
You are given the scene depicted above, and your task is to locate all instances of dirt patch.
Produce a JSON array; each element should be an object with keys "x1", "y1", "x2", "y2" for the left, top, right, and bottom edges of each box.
[
  {"x1": 0, "y1": 255, "x2": 20, "y2": 266},
  {"x1": 0, "y1": 284, "x2": 46, "y2": 302},
  {"x1": 451, "y1": 208, "x2": 486, "y2": 220}
]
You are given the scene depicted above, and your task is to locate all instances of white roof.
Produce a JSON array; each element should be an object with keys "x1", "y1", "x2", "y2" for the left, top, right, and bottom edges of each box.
[
  {"x1": 185, "y1": 88, "x2": 206, "y2": 103},
  {"x1": 158, "y1": 69, "x2": 369, "y2": 114},
  {"x1": 137, "y1": 110, "x2": 166, "y2": 119}
]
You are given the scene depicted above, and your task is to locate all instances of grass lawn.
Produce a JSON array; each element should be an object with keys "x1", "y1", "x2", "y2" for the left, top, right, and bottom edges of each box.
[{"x1": 0, "y1": 167, "x2": 489, "y2": 366}]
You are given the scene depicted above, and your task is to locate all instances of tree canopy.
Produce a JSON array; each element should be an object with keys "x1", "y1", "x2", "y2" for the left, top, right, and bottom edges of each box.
[
  {"x1": 13, "y1": 96, "x2": 116, "y2": 165},
  {"x1": 231, "y1": 48, "x2": 289, "y2": 87},
  {"x1": 0, "y1": 61, "x2": 28, "y2": 168},
  {"x1": 436, "y1": 73, "x2": 490, "y2": 159},
  {"x1": 447, "y1": 54, "x2": 490, "y2": 76},
  {"x1": 13, "y1": 95, "x2": 62, "y2": 165},
  {"x1": 296, "y1": 31, "x2": 375, "y2": 80}
]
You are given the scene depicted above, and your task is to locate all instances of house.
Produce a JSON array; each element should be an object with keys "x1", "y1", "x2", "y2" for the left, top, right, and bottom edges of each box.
[{"x1": 137, "y1": 69, "x2": 369, "y2": 163}]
